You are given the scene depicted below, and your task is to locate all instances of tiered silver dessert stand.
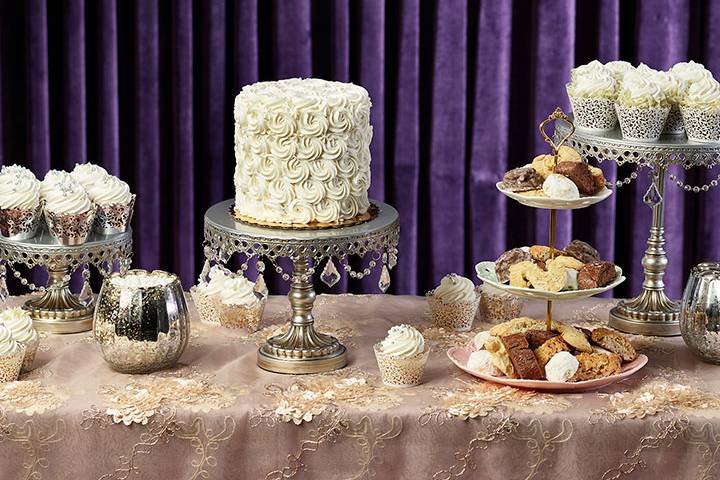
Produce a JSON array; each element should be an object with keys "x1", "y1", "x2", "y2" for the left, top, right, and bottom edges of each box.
[
  {"x1": 556, "y1": 120, "x2": 720, "y2": 336},
  {"x1": 0, "y1": 227, "x2": 133, "y2": 333},
  {"x1": 203, "y1": 199, "x2": 400, "y2": 374}
]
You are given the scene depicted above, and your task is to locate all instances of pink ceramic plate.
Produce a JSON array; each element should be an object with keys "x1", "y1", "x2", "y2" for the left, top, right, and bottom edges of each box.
[{"x1": 447, "y1": 345, "x2": 648, "y2": 393}]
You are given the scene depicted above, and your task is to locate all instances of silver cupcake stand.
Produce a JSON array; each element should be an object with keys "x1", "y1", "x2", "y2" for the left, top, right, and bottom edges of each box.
[
  {"x1": 203, "y1": 199, "x2": 399, "y2": 374},
  {"x1": 0, "y1": 227, "x2": 133, "y2": 333},
  {"x1": 556, "y1": 120, "x2": 720, "y2": 336}
]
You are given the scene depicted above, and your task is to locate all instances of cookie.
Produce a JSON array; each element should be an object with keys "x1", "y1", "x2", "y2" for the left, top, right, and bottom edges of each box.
[
  {"x1": 530, "y1": 154, "x2": 556, "y2": 179},
  {"x1": 526, "y1": 267, "x2": 574, "y2": 292},
  {"x1": 571, "y1": 352, "x2": 622, "y2": 381},
  {"x1": 554, "y1": 161, "x2": 599, "y2": 195},
  {"x1": 500, "y1": 333, "x2": 529, "y2": 351},
  {"x1": 558, "y1": 145, "x2": 582, "y2": 163},
  {"x1": 563, "y1": 240, "x2": 600, "y2": 264},
  {"x1": 546, "y1": 255, "x2": 585, "y2": 272},
  {"x1": 490, "y1": 317, "x2": 554, "y2": 337},
  {"x1": 534, "y1": 336, "x2": 571, "y2": 367},
  {"x1": 495, "y1": 248, "x2": 532, "y2": 283},
  {"x1": 500, "y1": 167, "x2": 545, "y2": 192},
  {"x1": 509, "y1": 261, "x2": 543, "y2": 288},
  {"x1": 578, "y1": 261, "x2": 616, "y2": 289},
  {"x1": 525, "y1": 329, "x2": 559, "y2": 350},
  {"x1": 589, "y1": 166, "x2": 606, "y2": 191},
  {"x1": 590, "y1": 327, "x2": 637, "y2": 362},
  {"x1": 529, "y1": 245, "x2": 565, "y2": 264},
  {"x1": 506, "y1": 346, "x2": 544, "y2": 380},
  {"x1": 484, "y1": 336, "x2": 517, "y2": 378},
  {"x1": 556, "y1": 323, "x2": 593, "y2": 353}
]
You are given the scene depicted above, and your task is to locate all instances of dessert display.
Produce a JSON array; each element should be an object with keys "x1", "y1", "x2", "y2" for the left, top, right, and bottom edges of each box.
[
  {"x1": 465, "y1": 318, "x2": 638, "y2": 382},
  {"x1": 233, "y1": 78, "x2": 374, "y2": 227},
  {"x1": 374, "y1": 324, "x2": 429, "y2": 387},
  {"x1": 0, "y1": 166, "x2": 42, "y2": 240},
  {"x1": 0, "y1": 323, "x2": 25, "y2": 383},
  {"x1": 0, "y1": 307, "x2": 39, "y2": 372},
  {"x1": 426, "y1": 273, "x2": 480, "y2": 331}
]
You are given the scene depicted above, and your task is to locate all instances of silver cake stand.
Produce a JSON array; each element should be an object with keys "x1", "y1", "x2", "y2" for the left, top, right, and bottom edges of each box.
[
  {"x1": 0, "y1": 227, "x2": 133, "y2": 333},
  {"x1": 556, "y1": 121, "x2": 720, "y2": 336},
  {"x1": 203, "y1": 199, "x2": 400, "y2": 374}
]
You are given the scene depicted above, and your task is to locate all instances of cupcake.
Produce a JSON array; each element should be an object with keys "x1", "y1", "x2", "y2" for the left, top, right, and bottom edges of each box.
[
  {"x1": 566, "y1": 64, "x2": 618, "y2": 131},
  {"x1": 214, "y1": 272, "x2": 267, "y2": 331},
  {"x1": 0, "y1": 323, "x2": 25, "y2": 383},
  {"x1": 650, "y1": 70, "x2": 687, "y2": 134},
  {"x1": 71, "y1": 162, "x2": 109, "y2": 190},
  {"x1": 41, "y1": 173, "x2": 96, "y2": 245},
  {"x1": 427, "y1": 274, "x2": 480, "y2": 332},
  {"x1": 615, "y1": 71, "x2": 670, "y2": 141},
  {"x1": 85, "y1": 175, "x2": 135, "y2": 234},
  {"x1": 604, "y1": 60, "x2": 634, "y2": 81},
  {"x1": 0, "y1": 307, "x2": 39, "y2": 373},
  {"x1": 373, "y1": 324, "x2": 429, "y2": 387},
  {"x1": 190, "y1": 266, "x2": 232, "y2": 324},
  {"x1": 477, "y1": 284, "x2": 524, "y2": 325},
  {"x1": 0, "y1": 167, "x2": 42, "y2": 240},
  {"x1": 679, "y1": 76, "x2": 720, "y2": 142},
  {"x1": 670, "y1": 61, "x2": 713, "y2": 86}
]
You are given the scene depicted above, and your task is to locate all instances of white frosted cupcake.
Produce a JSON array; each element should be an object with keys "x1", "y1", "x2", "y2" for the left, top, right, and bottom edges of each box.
[
  {"x1": 71, "y1": 162, "x2": 109, "y2": 190},
  {"x1": 214, "y1": 272, "x2": 267, "y2": 331},
  {"x1": 41, "y1": 173, "x2": 96, "y2": 245},
  {"x1": 0, "y1": 307, "x2": 39, "y2": 373},
  {"x1": 615, "y1": 71, "x2": 670, "y2": 141},
  {"x1": 191, "y1": 265, "x2": 232, "y2": 324},
  {"x1": 86, "y1": 175, "x2": 135, "y2": 234},
  {"x1": 0, "y1": 323, "x2": 25, "y2": 383},
  {"x1": 426, "y1": 274, "x2": 480, "y2": 332},
  {"x1": 604, "y1": 60, "x2": 634, "y2": 81},
  {"x1": 0, "y1": 168, "x2": 42, "y2": 240},
  {"x1": 566, "y1": 63, "x2": 617, "y2": 131},
  {"x1": 374, "y1": 324, "x2": 429, "y2": 387},
  {"x1": 679, "y1": 76, "x2": 720, "y2": 142},
  {"x1": 670, "y1": 61, "x2": 713, "y2": 87}
]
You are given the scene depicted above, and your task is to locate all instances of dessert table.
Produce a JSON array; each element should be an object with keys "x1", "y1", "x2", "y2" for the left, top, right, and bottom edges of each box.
[{"x1": 0, "y1": 294, "x2": 718, "y2": 480}]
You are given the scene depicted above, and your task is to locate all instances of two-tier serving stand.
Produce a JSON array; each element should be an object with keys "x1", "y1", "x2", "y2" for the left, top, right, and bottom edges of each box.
[
  {"x1": 203, "y1": 199, "x2": 400, "y2": 374},
  {"x1": 555, "y1": 120, "x2": 720, "y2": 336},
  {"x1": 477, "y1": 108, "x2": 624, "y2": 330},
  {"x1": 0, "y1": 227, "x2": 133, "y2": 333}
]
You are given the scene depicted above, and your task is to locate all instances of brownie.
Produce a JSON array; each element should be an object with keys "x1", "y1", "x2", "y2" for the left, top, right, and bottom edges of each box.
[
  {"x1": 525, "y1": 329, "x2": 559, "y2": 350},
  {"x1": 578, "y1": 261, "x2": 617, "y2": 289},
  {"x1": 563, "y1": 239, "x2": 601, "y2": 264},
  {"x1": 495, "y1": 248, "x2": 532, "y2": 283},
  {"x1": 500, "y1": 333, "x2": 529, "y2": 351},
  {"x1": 506, "y1": 347, "x2": 544, "y2": 380},
  {"x1": 500, "y1": 167, "x2": 544, "y2": 193},
  {"x1": 554, "y1": 161, "x2": 599, "y2": 195}
]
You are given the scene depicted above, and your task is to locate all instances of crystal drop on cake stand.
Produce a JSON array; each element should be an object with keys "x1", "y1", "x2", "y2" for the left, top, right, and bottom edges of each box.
[
  {"x1": 378, "y1": 265, "x2": 391, "y2": 293},
  {"x1": 643, "y1": 182, "x2": 663, "y2": 208},
  {"x1": 78, "y1": 278, "x2": 93, "y2": 306},
  {"x1": 320, "y1": 258, "x2": 341, "y2": 287}
]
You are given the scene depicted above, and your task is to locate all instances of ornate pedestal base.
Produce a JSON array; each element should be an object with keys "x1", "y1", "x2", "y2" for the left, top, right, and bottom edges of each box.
[
  {"x1": 23, "y1": 268, "x2": 94, "y2": 334},
  {"x1": 609, "y1": 290, "x2": 680, "y2": 336}
]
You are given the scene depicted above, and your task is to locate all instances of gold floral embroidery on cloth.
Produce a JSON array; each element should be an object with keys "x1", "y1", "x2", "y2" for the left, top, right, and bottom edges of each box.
[
  {"x1": 0, "y1": 408, "x2": 66, "y2": 480},
  {"x1": 0, "y1": 381, "x2": 69, "y2": 415},
  {"x1": 417, "y1": 325, "x2": 485, "y2": 352},
  {"x1": 252, "y1": 368, "x2": 403, "y2": 425}
]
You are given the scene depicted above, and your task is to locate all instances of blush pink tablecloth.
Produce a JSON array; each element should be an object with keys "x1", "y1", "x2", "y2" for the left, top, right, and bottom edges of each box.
[{"x1": 0, "y1": 293, "x2": 718, "y2": 480}]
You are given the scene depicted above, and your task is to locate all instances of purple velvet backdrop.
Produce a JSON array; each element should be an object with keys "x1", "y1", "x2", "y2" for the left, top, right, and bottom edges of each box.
[{"x1": 0, "y1": 0, "x2": 718, "y2": 298}]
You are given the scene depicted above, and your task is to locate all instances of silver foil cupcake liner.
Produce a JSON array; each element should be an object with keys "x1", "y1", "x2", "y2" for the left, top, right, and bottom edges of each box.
[
  {"x1": 94, "y1": 194, "x2": 135, "y2": 235},
  {"x1": 680, "y1": 105, "x2": 720, "y2": 143},
  {"x1": 0, "y1": 203, "x2": 42, "y2": 241},
  {"x1": 663, "y1": 104, "x2": 685, "y2": 135},
  {"x1": 44, "y1": 207, "x2": 96, "y2": 246},
  {"x1": 615, "y1": 104, "x2": 670, "y2": 141},
  {"x1": 567, "y1": 92, "x2": 618, "y2": 131}
]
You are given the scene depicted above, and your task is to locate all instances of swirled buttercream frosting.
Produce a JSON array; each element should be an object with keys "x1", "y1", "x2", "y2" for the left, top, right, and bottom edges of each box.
[
  {"x1": 379, "y1": 325, "x2": 425, "y2": 358},
  {"x1": 0, "y1": 165, "x2": 37, "y2": 182},
  {"x1": 604, "y1": 60, "x2": 634, "y2": 80},
  {"x1": 233, "y1": 78, "x2": 373, "y2": 225},
  {"x1": 671, "y1": 61, "x2": 713, "y2": 85},
  {"x1": 0, "y1": 174, "x2": 40, "y2": 210},
  {"x1": 434, "y1": 274, "x2": 477, "y2": 303},
  {"x1": 567, "y1": 68, "x2": 616, "y2": 99},
  {"x1": 41, "y1": 174, "x2": 93, "y2": 215},
  {"x1": 616, "y1": 71, "x2": 667, "y2": 107},
  {"x1": 0, "y1": 323, "x2": 20, "y2": 356},
  {"x1": 71, "y1": 163, "x2": 109, "y2": 189},
  {"x1": 85, "y1": 175, "x2": 132, "y2": 206},
  {"x1": 200, "y1": 266, "x2": 262, "y2": 306},
  {"x1": 0, "y1": 307, "x2": 37, "y2": 344},
  {"x1": 683, "y1": 76, "x2": 720, "y2": 108}
]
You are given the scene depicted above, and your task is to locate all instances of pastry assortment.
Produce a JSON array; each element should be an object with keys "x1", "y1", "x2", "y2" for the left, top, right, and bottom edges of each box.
[
  {"x1": 0, "y1": 163, "x2": 135, "y2": 245},
  {"x1": 426, "y1": 273, "x2": 480, "y2": 331},
  {"x1": 470, "y1": 318, "x2": 638, "y2": 382},
  {"x1": 568, "y1": 59, "x2": 720, "y2": 141},
  {"x1": 374, "y1": 324, "x2": 429, "y2": 387},
  {"x1": 494, "y1": 240, "x2": 617, "y2": 292},
  {"x1": 499, "y1": 145, "x2": 607, "y2": 200}
]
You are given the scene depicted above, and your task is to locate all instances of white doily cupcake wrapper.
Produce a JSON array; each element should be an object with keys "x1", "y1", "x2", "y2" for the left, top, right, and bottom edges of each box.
[
  {"x1": 190, "y1": 286, "x2": 220, "y2": 324},
  {"x1": 567, "y1": 94, "x2": 618, "y2": 131},
  {"x1": 477, "y1": 285, "x2": 524, "y2": 324},
  {"x1": 44, "y1": 207, "x2": 96, "y2": 246},
  {"x1": 19, "y1": 335, "x2": 39, "y2": 373},
  {"x1": 215, "y1": 297, "x2": 266, "y2": 332},
  {"x1": 94, "y1": 195, "x2": 136, "y2": 235},
  {"x1": 374, "y1": 344, "x2": 429, "y2": 388},
  {"x1": 0, "y1": 204, "x2": 42, "y2": 241},
  {"x1": 426, "y1": 288, "x2": 480, "y2": 332},
  {"x1": 663, "y1": 104, "x2": 685, "y2": 134},
  {"x1": 680, "y1": 105, "x2": 720, "y2": 142},
  {"x1": 615, "y1": 104, "x2": 670, "y2": 141},
  {"x1": 0, "y1": 344, "x2": 25, "y2": 383}
]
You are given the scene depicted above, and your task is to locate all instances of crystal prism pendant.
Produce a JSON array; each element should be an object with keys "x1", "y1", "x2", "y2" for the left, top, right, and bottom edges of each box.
[
  {"x1": 643, "y1": 182, "x2": 663, "y2": 208},
  {"x1": 78, "y1": 279, "x2": 93, "y2": 306},
  {"x1": 320, "y1": 259, "x2": 341, "y2": 287},
  {"x1": 199, "y1": 259, "x2": 211, "y2": 283},
  {"x1": 378, "y1": 265, "x2": 391, "y2": 293},
  {"x1": 254, "y1": 273, "x2": 268, "y2": 298},
  {"x1": 388, "y1": 250, "x2": 398, "y2": 269},
  {"x1": 0, "y1": 273, "x2": 7, "y2": 304}
]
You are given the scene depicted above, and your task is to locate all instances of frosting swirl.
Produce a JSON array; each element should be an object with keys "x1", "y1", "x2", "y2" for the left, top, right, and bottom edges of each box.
[
  {"x1": 0, "y1": 307, "x2": 37, "y2": 344},
  {"x1": 683, "y1": 76, "x2": 720, "y2": 108},
  {"x1": 71, "y1": 163, "x2": 109, "y2": 189},
  {"x1": 616, "y1": 71, "x2": 667, "y2": 107},
  {"x1": 379, "y1": 324, "x2": 425, "y2": 358},
  {"x1": 567, "y1": 69, "x2": 616, "y2": 99},
  {"x1": 569, "y1": 60, "x2": 606, "y2": 82},
  {"x1": 604, "y1": 60, "x2": 634, "y2": 80},
  {"x1": 41, "y1": 176, "x2": 93, "y2": 215},
  {"x1": 0, "y1": 323, "x2": 20, "y2": 356},
  {"x1": 0, "y1": 174, "x2": 40, "y2": 210},
  {"x1": 434, "y1": 274, "x2": 477, "y2": 303},
  {"x1": 86, "y1": 176, "x2": 132, "y2": 206},
  {"x1": 671, "y1": 61, "x2": 713, "y2": 85},
  {"x1": 0, "y1": 165, "x2": 37, "y2": 181}
]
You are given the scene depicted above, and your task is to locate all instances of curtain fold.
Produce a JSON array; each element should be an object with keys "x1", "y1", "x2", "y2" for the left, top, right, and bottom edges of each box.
[{"x1": 1, "y1": 0, "x2": 716, "y2": 299}]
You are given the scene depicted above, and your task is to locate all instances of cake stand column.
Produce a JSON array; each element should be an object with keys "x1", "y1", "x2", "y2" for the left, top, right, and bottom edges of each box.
[{"x1": 609, "y1": 165, "x2": 681, "y2": 336}]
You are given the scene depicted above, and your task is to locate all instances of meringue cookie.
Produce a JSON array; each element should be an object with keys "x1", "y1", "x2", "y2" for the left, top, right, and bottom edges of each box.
[
  {"x1": 542, "y1": 174, "x2": 580, "y2": 200},
  {"x1": 379, "y1": 324, "x2": 425, "y2": 358},
  {"x1": 544, "y1": 351, "x2": 580, "y2": 382},
  {"x1": 473, "y1": 330, "x2": 492, "y2": 350},
  {"x1": 467, "y1": 350, "x2": 500, "y2": 375},
  {"x1": 434, "y1": 274, "x2": 476, "y2": 303}
]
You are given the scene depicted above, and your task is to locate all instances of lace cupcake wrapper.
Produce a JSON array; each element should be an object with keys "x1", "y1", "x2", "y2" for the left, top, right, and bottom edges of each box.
[
  {"x1": 663, "y1": 104, "x2": 685, "y2": 135},
  {"x1": 0, "y1": 204, "x2": 42, "y2": 241},
  {"x1": 44, "y1": 207, "x2": 96, "y2": 246},
  {"x1": 373, "y1": 344, "x2": 429, "y2": 387},
  {"x1": 477, "y1": 285, "x2": 524, "y2": 324},
  {"x1": 426, "y1": 288, "x2": 481, "y2": 332},
  {"x1": 615, "y1": 104, "x2": 671, "y2": 141},
  {"x1": 19, "y1": 335, "x2": 39, "y2": 373},
  {"x1": 680, "y1": 105, "x2": 720, "y2": 142},
  {"x1": 0, "y1": 344, "x2": 26, "y2": 383},
  {"x1": 215, "y1": 297, "x2": 267, "y2": 332},
  {"x1": 94, "y1": 195, "x2": 136, "y2": 235},
  {"x1": 190, "y1": 286, "x2": 220, "y2": 324},
  {"x1": 567, "y1": 93, "x2": 618, "y2": 131}
]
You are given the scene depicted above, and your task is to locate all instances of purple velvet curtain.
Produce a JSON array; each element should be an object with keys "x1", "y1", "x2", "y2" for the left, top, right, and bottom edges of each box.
[{"x1": 0, "y1": 0, "x2": 717, "y2": 298}]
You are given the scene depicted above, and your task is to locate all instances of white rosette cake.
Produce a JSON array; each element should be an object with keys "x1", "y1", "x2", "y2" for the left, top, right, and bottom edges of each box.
[
  {"x1": 426, "y1": 273, "x2": 480, "y2": 331},
  {"x1": 0, "y1": 307, "x2": 39, "y2": 373},
  {"x1": 566, "y1": 62, "x2": 618, "y2": 131},
  {"x1": 0, "y1": 167, "x2": 42, "y2": 240},
  {"x1": 614, "y1": 71, "x2": 670, "y2": 141},
  {"x1": 374, "y1": 324, "x2": 429, "y2": 387},
  {"x1": 233, "y1": 78, "x2": 373, "y2": 227}
]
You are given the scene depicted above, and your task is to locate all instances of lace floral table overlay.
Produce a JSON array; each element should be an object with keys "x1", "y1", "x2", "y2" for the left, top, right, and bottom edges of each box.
[{"x1": 0, "y1": 381, "x2": 69, "y2": 416}]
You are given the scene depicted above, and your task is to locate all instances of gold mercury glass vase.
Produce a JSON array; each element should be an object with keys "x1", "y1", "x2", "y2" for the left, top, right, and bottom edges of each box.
[{"x1": 93, "y1": 269, "x2": 189, "y2": 373}]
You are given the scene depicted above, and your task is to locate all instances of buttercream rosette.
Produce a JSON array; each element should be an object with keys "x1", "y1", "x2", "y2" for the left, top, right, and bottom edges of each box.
[
  {"x1": 679, "y1": 76, "x2": 720, "y2": 142},
  {"x1": 41, "y1": 174, "x2": 96, "y2": 245},
  {"x1": 426, "y1": 274, "x2": 480, "y2": 332},
  {"x1": 374, "y1": 324, "x2": 429, "y2": 387},
  {"x1": 0, "y1": 169, "x2": 42, "y2": 240},
  {"x1": 0, "y1": 307, "x2": 39, "y2": 373},
  {"x1": 0, "y1": 324, "x2": 25, "y2": 383},
  {"x1": 566, "y1": 64, "x2": 618, "y2": 131},
  {"x1": 615, "y1": 71, "x2": 670, "y2": 141}
]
